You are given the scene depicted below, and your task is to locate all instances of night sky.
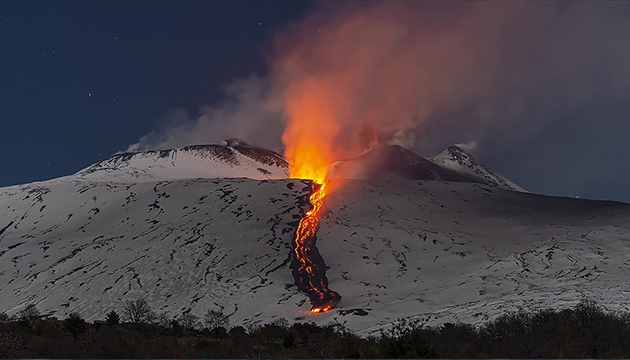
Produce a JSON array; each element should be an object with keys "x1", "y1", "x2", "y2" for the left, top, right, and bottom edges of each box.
[
  {"x1": 0, "y1": 1, "x2": 310, "y2": 186},
  {"x1": 2, "y1": 1, "x2": 630, "y2": 203}
]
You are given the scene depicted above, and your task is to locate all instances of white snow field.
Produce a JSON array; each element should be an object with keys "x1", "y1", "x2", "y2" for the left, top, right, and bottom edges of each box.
[
  {"x1": 1, "y1": 143, "x2": 629, "y2": 335},
  {"x1": 318, "y1": 180, "x2": 630, "y2": 334},
  {"x1": 74, "y1": 143, "x2": 289, "y2": 182},
  {"x1": 0, "y1": 177, "x2": 315, "y2": 326}
]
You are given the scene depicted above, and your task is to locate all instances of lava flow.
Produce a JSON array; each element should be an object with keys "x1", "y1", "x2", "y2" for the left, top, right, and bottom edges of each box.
[
  {"x1": 291, "y1": 181, "x2": 341, "y2": 313},
  {"x1": 280, "y1": 76, "x2": 344, "y2": 313}
]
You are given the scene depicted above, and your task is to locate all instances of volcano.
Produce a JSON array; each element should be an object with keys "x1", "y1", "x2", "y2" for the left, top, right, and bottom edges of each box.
[
  {"x1": 328, "y1": 144, "x2": 526, "y2": 192},
  {"x1": 75, "y1": 141, "x2": 289, "y2": 182},
  {"x1": 1, "y1": 142, "x2": 629, "y2": 335}
]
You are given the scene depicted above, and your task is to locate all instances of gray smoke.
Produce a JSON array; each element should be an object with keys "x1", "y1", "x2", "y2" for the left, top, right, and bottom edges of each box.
[
  {"x1": 127, "y1": 1, "x2": 630, "y2": 201},
  {"x1": 125, "y1": 75, "x2": 283, "y2": 153}
]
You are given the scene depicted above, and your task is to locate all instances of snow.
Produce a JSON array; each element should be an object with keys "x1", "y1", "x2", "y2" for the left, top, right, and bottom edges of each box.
[
  {"x1": 2, "y1": 173, "x2": 629, "y2": 335},
  {"x1": 327, "y1": 144, "x2": 527, "y2": 193},
  {"x1": 0, "y1": 142, "x2": 626, "y2": 335},
  {"x1": 73, "y1": 144, "x2": 289, "y2": 182},
  {"x1": 431, "y1": 146, "x2": 527, "y2": 192},
  {"x1": 318, "y1": 180, "x2": 630, "y2": 333},
  {"x1": 0, "y1": 178, "x2": 310, "y2": 326}
]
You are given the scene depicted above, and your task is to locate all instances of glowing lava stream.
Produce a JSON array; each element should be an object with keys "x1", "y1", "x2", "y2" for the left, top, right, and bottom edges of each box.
[{"x1": 292, "y1": 181, "x2": 341, "y2": 314}]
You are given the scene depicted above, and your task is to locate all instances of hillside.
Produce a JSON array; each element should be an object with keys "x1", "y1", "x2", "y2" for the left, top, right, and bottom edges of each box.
[
  {"x1": 328, "y1": 144, "x2": 526, "y2": 192},
  {"x1": 74, "y1": 143, "x2": 289, "y2": 182},
  {"x1": 1, "y1": 173, "x2": 629, "y2": 335}
]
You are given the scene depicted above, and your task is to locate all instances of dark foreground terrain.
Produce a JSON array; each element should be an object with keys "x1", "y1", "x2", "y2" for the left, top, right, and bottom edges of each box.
[{"x1": 1, "y1": 300, "x2": 630, "y2": 358}]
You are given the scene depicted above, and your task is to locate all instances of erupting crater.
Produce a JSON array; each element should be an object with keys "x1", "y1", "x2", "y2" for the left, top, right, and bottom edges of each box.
[{"x1": 290, "y1": 181, "x2": 341, "y2": 313}]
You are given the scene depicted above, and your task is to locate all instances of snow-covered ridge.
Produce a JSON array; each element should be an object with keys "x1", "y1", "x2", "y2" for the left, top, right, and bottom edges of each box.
[
  {"x1": 431, "y1": 145, "x2": 526, "y2": 192},
  {"x1": 328, "y1": 145, "x2": 465, "y2": 182},
  {"x1": 72, "y1": 142, "x2": 524, "y2": 193},
  {"x1": 328, "y1": 144, "x2": 526, "y2": 192},
  {"x1": 74, "y1": 143, "x2": 289, "y2": 182}
]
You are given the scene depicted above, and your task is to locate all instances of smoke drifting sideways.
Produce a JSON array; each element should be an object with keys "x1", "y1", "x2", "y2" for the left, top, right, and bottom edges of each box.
[
  {"x1": 127, "y1": 1, "x2": 630, "y2": 201},
  {"x1": 126, "y1": 75, "x2": 285, "y2": 154}
]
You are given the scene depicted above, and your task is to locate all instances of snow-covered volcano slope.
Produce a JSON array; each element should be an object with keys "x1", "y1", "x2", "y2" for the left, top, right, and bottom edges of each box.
[
  {"x1": 328, "y1": 144, "x2": 526, "y2": 192},
  {"x1": 74, "y1": 143, "x2": 289, "y2": 182},
  {"x1": 1, "y1": 177, "x2": 629, "y2": 335},
  {"x1": 319, "y1": 180, "x2": 630, "y2": 333},
  {"x1": 0, "y1": 178, "x2": 311, "y2": 323},
  {"x1": 328, "y1": 145, "x2": 467, "y2": 182},
  {"x1": 431, "y1": 145, "x2": 526, "y2": 192}
]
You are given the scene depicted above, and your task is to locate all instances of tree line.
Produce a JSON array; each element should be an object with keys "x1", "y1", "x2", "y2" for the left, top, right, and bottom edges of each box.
[{"x1": 1, "y1": 299, "x2": 630, "y2": 358}]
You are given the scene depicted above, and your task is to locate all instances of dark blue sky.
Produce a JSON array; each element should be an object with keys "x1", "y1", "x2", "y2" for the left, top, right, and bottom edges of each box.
[{"x1": 0, "y1": 1, "x2": 310, "y2": 187}]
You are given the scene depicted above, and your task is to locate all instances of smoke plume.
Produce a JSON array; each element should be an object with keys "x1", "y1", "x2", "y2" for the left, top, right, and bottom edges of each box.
[
  {"x1": 127, "y1": 1, "x2": 630, "y2": 199},
  {"x1": 125, "y1": 75, "x2": 283, "y2": 153},
  {"x1": 270, "y1": 1, "x2": 630, "y2": 158}
]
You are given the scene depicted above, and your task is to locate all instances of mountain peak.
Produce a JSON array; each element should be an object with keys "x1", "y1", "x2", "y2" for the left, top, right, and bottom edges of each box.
[
  {"x1": 440, "y1": 145, "x2": 479, "y2": 168},
  {"x1": 328, "y1": 144, "x2": 462, "y2": 182},
  {"x1": 431, "y1": 145, "x2": 526, "y2": 192},
  {"x1": 327, "y1": 143, "x2": 526, "y2": 192}
]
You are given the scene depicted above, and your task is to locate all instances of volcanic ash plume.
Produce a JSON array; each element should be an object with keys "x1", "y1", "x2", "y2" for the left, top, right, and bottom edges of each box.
[
  {"x1": 127, "y1": 2, "x2": 630, "y2": 201},
  {"x1": 270, "y1": 1, "x2": 630, "y2": 179}
]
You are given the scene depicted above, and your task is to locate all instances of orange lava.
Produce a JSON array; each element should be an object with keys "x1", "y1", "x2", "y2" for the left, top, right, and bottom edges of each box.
[
  {"x1": 290, "y1": 182, "x2": 341, "y2": 314},
  {"x1": 309, "y1": 304, "x2": 334, "y2": 314},
  {"x1": 294, "y1": 183, "x2": 326, "y2": 311},
  {"x1": 282, "y1": 86, "x2": 341, "y2": 314}
]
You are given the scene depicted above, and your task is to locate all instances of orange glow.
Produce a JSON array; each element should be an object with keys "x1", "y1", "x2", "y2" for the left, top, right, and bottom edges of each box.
[
  {"x1": 282, "y1": 78, "x2": 342, "y2": 183},
  {"x1": 294, "y1": 184, "x2": 327, "y2": 310},
  {"x1": 291, "y1": 182, "x2": 340, "y2": 314},
  {"x1": 309, "y1": 305, "x2": 332, "y2": 314},
  {"x1": 282, "y1": 80, "x2": 342, "y2": 314}
]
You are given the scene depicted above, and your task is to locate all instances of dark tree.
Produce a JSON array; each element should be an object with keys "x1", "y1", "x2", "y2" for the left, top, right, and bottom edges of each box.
[
  {"x1": 63, "y1": 312, "x2": 88, "y2": 337},
  {"x1": 17, "y1": 304, "x2": 40, "y2": 321},
  {"x1": 178, "y1": 313, "x2": 200, "y2": 331},
  {"x1": 0, "y1": 312, "x2": 10, "y2": 323},
  {"x1": 155, "y1": 311, "x2": 171, "y2": 328},
  {"x1": 122, "y1": 299, "x2": 154, "y2": 324},
  {"x1": 204, "y1": 309, "x2": 229, "y2": 330},
  {"x1": 105, "y1": 310, "x2": 120, "y2": 325},
  {"x1": 170, "y1": 319, "x2": 182, "y2": 336}
]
